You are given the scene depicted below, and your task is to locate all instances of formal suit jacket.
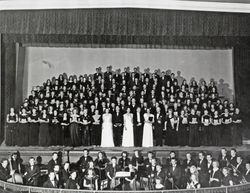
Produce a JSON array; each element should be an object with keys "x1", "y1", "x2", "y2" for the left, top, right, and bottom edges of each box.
[
  {"x1": 147, "y1": 165, "x2": 157, "y2": 178},
  {"x1": 229, "y1": 156, "x2": 237, "y2": 168},
  {"x1": 218, "y1": 154, "x2": 230, "y2": 169},
  {"x1": 169, "y1": 165, "x2": 182, "y2": 185},
  {"x1": 197, "y1": 159, "x2": 208, "y2": 174},
  {"x1": 244, "y1": 170, "x2": 250, "y2": 182},
  {"x1": 133, "y1": 112, "x2": 144, "y2": 126},
  {"x1": 77, "y1": 156, "x2": 93, "y2": 169},
  {"x1": 47, "y1": 159, "x2": 58, "y2": 173},
  {"x1": 43, "y1": 180, "x2": 59, "y2": 188},
  {"x1": 24, "y1": 165, "x2": 40, "y2": 180},
  {"x1": 154, "y1": 113, "x2": 165, "y2": 128},
  {"x1": 182, "y1": 159, "x2": 196, "y2": 170},
  {"x1": 0, "y1": 165, "x2": 11, "y2": 181},
  {"x1": 112, "y1": 112, "x2": 123, "y2": 125}
]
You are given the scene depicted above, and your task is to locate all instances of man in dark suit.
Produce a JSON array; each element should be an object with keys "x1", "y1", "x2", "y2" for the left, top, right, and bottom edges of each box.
[
  {"x1": 244, "y1": 162, "x2": 250, "y2": 182},
  {"x1": 112, "y1": 106, "x2": 123, "y2": 147},
  {"x1": 197, "y1": 152, "x2": 209, "y2": 188},
  {"x1": 113, "y1": 70, "x2": 122, "y2": 87},
  {"x1": 169, "y1": 158, "x2": 182, "y2": 189},
  {"x1": 133, "y1": 107, "x2": 144, "y2": 147},
  {"x1": 154, "y1": 106, "x2": 164, "y2": 146},
  {"x1": 77, "y1": 149, "x2": 93, "y2": 171},
  {"x1": 23, "y1": 157, "x2": 40, "y2": 186},
  {"x1": 43, "y1": 172, "x2": 58, "y2": 188},
  {"x1": 47, "y1": 152, "x2": 58, "y2": 173},
  {"x1": 0, "y1": 159, "x2": 13, "y2": 182},
  {"x1": 53, "y1": 164, "x2": 64, "y2": 188}
]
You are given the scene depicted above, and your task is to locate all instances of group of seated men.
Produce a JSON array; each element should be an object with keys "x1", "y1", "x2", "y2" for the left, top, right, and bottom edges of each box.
[{"x1": 0, "y1": 148, "x2": 250, "y2": 190}]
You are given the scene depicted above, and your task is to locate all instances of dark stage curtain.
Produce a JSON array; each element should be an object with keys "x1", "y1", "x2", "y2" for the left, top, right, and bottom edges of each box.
[
  {"x1": 1, "y1": 9, "x2": 250, "y2": 36},
  {"x1": 15, "y1": 43, "x2": 26, "y2": 108}
]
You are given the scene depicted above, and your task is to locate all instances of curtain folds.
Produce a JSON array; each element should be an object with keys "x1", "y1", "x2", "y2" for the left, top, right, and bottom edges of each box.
[{"x1": 0, "y1": 9, "x2": 250, "y2": 36}]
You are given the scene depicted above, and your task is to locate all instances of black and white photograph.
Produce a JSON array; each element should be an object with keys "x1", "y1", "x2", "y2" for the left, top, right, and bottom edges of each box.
[{"x1": 0, "y1": 0, "x2": 250, "y2": 192}]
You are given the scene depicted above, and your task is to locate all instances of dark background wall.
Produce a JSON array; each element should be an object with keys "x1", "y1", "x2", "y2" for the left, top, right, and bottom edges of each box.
[{"x1": 0, "y1": 8, "x2": 250, "y2": 143}]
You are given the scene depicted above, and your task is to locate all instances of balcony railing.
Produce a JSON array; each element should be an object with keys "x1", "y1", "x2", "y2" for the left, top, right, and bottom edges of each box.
[{"x1": 1, "y1": 180, "x2": 250, "y2": 193}]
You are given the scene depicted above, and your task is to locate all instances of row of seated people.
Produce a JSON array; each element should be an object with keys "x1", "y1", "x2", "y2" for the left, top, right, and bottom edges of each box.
[
  {"x1": 0, "y1": 148, "x2": 250, "y2": 191},
  {"x1": 6, "y1": 102, "x2": 242, "y2": 147}
]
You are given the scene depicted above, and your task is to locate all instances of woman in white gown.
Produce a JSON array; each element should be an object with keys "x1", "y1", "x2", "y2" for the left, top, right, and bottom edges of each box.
[
  {"x1": 101, "y1": 108, "x2": 114, "y2": 147},
  {"x1": 142, "y1": 108, "x2": 154, "y2": 147},
  {"x1": 122, "y1": 107, "x2": 134, "y2": 147}
]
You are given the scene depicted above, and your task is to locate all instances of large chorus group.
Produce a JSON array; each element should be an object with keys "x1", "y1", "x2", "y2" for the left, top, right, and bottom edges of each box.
[
  {"x1": 0, "y1": 148, "x2": 250, "y2": 191},
  {"x1": 6, "y1": 66, "x2": 242, "y2": 147}
]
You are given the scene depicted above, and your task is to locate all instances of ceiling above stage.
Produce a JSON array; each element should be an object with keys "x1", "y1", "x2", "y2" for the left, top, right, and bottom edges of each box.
[{"x1": 0, "y1": 0, "x2": 250, "y2": 13}]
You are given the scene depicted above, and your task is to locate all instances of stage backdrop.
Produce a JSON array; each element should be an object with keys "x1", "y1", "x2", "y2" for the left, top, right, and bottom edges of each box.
[{"x1": 24, "y1": 47, "x2": 234, "y2": 100}]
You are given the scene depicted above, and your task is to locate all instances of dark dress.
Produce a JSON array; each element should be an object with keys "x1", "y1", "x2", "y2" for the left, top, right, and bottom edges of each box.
[
  {"x1": 69, "y1": 114, "x2": 81, "y2": 147},
  {"x1": 221, "y1": 114, "x2": 232, "y2": 146},
  {"x1": 201, "y1": 115, "x2": 211, "y2": 146},
  {"x1": 178, "y1": 116, "x2": 189, "y2": 146},
  {"x1": 60, "y1": 117, "x2": 71, "y2": 146},
  {"x1": 91, "y1": 114, "x2": 102, "y2": 146},
  {"x1": 131, "y1": 155, "x2": 144, "y2": 179},
  {"x1": 232, "y1": 113, "x2": 243, "y2": 146},
  {"x1": 50, "y1": 115, "x2": 62, "y2": 146},
  {"x1": 188, "y1": 114, "x2": 200, "y2": 147},
  {"x1": 212, "y1": 116, "x2": 221, "y2": 146},
  {"x1": 94, "y1": 158, "x2": 109, "y2": 181},
  {"x1": 6, "y1": 114, "x2": 18, "y2": 146},
  {"x1": 39, "y1": 115, "x2": 50, "y2": 146},
  {"x1": 19, "y1": 114, "x2": 29, "y2": 146},
  {"x1": 154, "y1": 113, "x2": 164, "y2": 146},
  {"x1": 165, "y1": 115, "x2": 178, "y2": 146},
  {"x1": 29, "y1": 114, "x2": 39, "y2": 146}
]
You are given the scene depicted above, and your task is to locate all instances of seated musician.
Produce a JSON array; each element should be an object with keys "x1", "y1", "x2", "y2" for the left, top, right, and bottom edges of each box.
[
  {"x1": 61, "y1": 162, "x2": 70, "y2": 188},
  {"x1": 221, "y1": 167, "x2": 234, "y2": 186},
  {"x1": 147, "y1": 158, "x2": 157, "y2": 181},
  {"x1": 65, "y1": 170, "x2": 80, "y2": 189},
  {"x1": 0, "y1": 159, "x2": 14, "y2": 182},
  {"x1": 131, "y1": 150, "x2": 144, "y2": 179},
  {"x1": 77, "y1": 149, "x2": 93, "y2": 171},
  {"x1": 124, "y1": 162, "x2": 139, "y2": 190},
  {"x1": 43, "y1": 172, "x2": 58, "y2": 188},
  {"x1": 209, "y1": 161, "x2": 222, "y2": 187},
  {"x1": 53, "y1": 165, "x2": 64, "y2": 188},
  {"x1": 245, "y1": 162, "x2": 250, "y2": 182},
  {"x1": 47, "y1": 152, "x2": 59, "y2": 173},
  {"x1": 83, "y1": 168, "x2": 98, "y2": 190},
  {"x1": 233, "y1": 156, "x2": 245, "y2": 184},
  {"x1": 23, "y1": 157, "x2": 40, "y2": 186},
  {"x1": 106, "y1": 157, "x2": 121, "y2": 190},
  {"x1": 9, "y1": 152, "x2": 22, "y2": 174},
  {"x1": 169, "y1": 158, "x2": 182, "y2": 189},
  {"x1": 118, "y1": 151, "x2": 130, "y2": 171}
]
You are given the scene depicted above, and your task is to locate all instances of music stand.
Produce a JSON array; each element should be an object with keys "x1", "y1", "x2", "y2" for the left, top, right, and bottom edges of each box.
[{"x1": 115, "y1": 171, "x2": 130, "y2": 191}]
